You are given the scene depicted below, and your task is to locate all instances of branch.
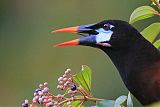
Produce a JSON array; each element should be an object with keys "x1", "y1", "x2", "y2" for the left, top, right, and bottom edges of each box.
[{"x1": 58, "y1": 96, "x2": 104, "y2": 106}]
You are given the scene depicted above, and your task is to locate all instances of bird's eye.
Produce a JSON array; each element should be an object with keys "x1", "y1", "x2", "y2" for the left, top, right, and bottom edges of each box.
[{"x1": 103, "y1": 24, "x2": 110, "y2": 31}]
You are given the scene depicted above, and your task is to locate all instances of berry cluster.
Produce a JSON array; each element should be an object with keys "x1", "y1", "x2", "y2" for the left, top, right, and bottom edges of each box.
[
  {"x1": 57, "y1": 69, "x2": 78, "y2": 98},
  {"x1": 22, "y1": 82, "x2": 56, "y2": 107},
  {"x1": 22, "y1": 69, "x2": 79, "y2": 107},
  {"x1": 22, "y1": 68, "x2": 104, "y2": 107}
]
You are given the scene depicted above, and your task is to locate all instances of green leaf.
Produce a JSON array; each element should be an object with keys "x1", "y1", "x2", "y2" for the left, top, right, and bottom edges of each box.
[
  {"x1": 127, "y1": 92, "x2": 133, "y2": 107},
  {"x1": 73, "y1": 65, "x2": 92, "y2": 92},
  {"x1": 129, "y1": 6, "x2": 159, "y2": 24},
  {"x1": 114, "y1": 95, "x2": 127, "y2": 107},
  {"x1": 153, "y1": 39, "x2": 160, "y2": 48},
  {"x1": 63, "y1": 100, "x2": 82, "y2": 107},
  {"x1": 97, "y1": 100, "x2": 115, "y2": 107},
  {"x1": 141, "y1": 23, "x2": 160, "y2": 43},
  {"x1": 71, "y1": 100, "x2": 82, "y2": 106}
]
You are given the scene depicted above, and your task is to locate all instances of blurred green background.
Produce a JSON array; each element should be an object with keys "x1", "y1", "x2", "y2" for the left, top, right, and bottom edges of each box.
[{"x1": 0, "y1": 0, "x2": 159, "y2": 106}]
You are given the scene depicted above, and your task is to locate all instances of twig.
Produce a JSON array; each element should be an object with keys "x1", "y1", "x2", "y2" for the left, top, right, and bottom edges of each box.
[
  {"x1": 151, "y1": 0, "x2": 160, "y2": 9},
  {"x1": 58, "y1": 96, "x2": 104, "y2": 106}
]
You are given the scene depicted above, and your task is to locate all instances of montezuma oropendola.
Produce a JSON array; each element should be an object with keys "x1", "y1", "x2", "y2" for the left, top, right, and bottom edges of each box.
[{"x1": 53, "y1": 20, "x2": 160, "y2": 105}]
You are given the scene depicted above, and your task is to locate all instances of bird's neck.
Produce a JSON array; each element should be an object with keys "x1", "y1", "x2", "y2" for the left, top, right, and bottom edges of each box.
[
  {"x1": 102, "y1": 41, "x2": 160, "y2": 105},
  {"x1": 102, "y1": 39, "x2": 160, "y2": 82}
]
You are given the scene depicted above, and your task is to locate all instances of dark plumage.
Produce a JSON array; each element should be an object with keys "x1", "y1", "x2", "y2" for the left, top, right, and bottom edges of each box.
[{"x1": 53, "y1": 20, "x2": 160, "y2": 105}]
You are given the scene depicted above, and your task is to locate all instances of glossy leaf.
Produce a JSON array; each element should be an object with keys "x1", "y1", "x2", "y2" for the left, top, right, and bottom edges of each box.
[
  {"x1": 127, "y1": 92, "x2": 133, "y2": 107},
  {"x1": 63, "y1": 100, "x2": 82, "y2": 107},
  {"x1": 153, "y1": 40, "x2": 160, "y2": 48},
  {"x1": 129, "y1": 6, "x2": 158, "y2": 24},
  {"x1": 97, "y1": 100, "x2": 115, "y2": 107},
  {"x1": 141, "y1": 23, "x2": 160, "y2": 43},
  {"x1": 71, "y1": 100, "x2": 82, "y2": 107},
  {"x1": 73, "y1": 65, "x2": 92, "y2": 92},
  {"x1": 114, "y1": 95, "x2": 127, "y2": 107}
]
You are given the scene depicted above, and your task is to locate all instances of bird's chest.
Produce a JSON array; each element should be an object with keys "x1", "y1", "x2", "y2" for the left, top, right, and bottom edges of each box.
[{"x1": 124, "y1": 63, "x2": 160, "y2": 104}]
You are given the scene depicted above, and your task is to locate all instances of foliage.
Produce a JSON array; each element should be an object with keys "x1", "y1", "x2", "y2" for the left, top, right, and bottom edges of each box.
[
  {"x1": 73, "y1": 65, "x2": 92, "y2": 93},
  {"x1": 140, "y1": 23, "x2": 160, "y2": 43},
  {"x1": 129, "y1": 0, "x2": 160, "y2": 48},
  {"x1": 129, "y1": 6, "x2": 159, "y2": 24}
]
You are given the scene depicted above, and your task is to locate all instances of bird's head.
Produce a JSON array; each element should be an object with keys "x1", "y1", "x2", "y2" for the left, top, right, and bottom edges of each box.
[{"x1": 53, "y1": 20, "x2": 141, "y2": 50}]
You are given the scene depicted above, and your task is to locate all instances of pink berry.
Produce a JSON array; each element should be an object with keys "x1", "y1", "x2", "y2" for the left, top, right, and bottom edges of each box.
[
  {"x1": 65, "y1": 69, "x2": 71, "y2": 75},
  {"x1": 34, "y1": 93, "x2": 37, "y2": 96},
  {"x1": 58, "y1": 77, "x2": 63, "y2": 81},
  {"x1": 57, "y1": 85, "x2": 63, "y2": 90},
  {"x1": 67, "y1": 68, "x2": 71, "y2": 72},
  {"x1": 38, "y1": 97, "x2": 43, "y2": 103},
  {"x1": 68, "y1": 78, "x2": 73, "y2": 82},
  {"x1": 34, "y1": 96, "x2": 39, "y2": 100},
  {"x1": 43, "y1": 87, "x2": 49, "y2": 93},
  {"x1": 63, "y1": 74, "x2": 67, "y2": 78},
  {"x1": 49, "y1": 95, "x2": 53, "y2": 98},
  {"x1": 71, "y1": 97, "x2": 76, "y2": 101},
  {"x1": 38, "y1": 91, "x2": 43, "y2": 96},
  {"x1": 66, "y1": 81, "x2": 70, "y2": 85},
  {"x1": 54, "y1": 101, "x2": 58, "y2": 106},
  {"x1": 57, "y1": 85, "x2": 60, "y2": 89},
  {"x1": 71, "y1": 93, "x2": 75, "y2": 97},
  {"x1": 59, "y1": 81, "x2": 64, "y2": 85},
  {"x1": 68, "y1": 90, "x2": 73, "y2": 94},
  {"x1": 46, "y1": 102, "x2": 53, "y2": 106},
  {"x1": 42, "y1": 96, "x2": 47, "y2": 99},
  {"x1": 67, "y1": 101, "x2": 71, "y2": 105},
  {"x1": 64, "y1": 83, "x2": 69, "y2": 88},
  {"x1": 57, "y1": 94, "x2": 64, "y2": 101},
  {"x1": 47, "y1": 98, "x2": 52, "y2": 102},
  {"x1": 44, "y1": 82, "x2": 48, "y2": 87},
  {"x1": 43, "y1": 99, "x2": 47, "y2": 103},
  {"x1": 39, "y1": 84, "x2": 43, "y2": 88},
  {"x1": 63, "y1": 77, "x2": 68, "y2": 82},
  {"x1": 32, "y1": 99, "x2": 37, "y2": 103},
  {"x1": 24, "y1": 99, "x2": 28, "y2": 104}
]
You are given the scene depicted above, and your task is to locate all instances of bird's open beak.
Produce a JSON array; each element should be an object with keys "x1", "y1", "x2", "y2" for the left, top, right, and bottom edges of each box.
[
  {"x1": 52, "y1": 24, "x2": 97, "y2": 47},
  {"x1": 52, "y1": 26, "x2": 80, "y2": 47}
]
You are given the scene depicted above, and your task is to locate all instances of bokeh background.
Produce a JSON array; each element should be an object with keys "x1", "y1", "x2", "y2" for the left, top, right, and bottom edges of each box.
[{"x1": 0, "y1": 0, "x2": 159, "y2": 106}]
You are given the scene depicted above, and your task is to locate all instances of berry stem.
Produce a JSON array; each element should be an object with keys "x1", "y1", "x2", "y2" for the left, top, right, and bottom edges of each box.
[
  {"x1": 58, "y1": 96, "x2": 104, "y2": 106},
  {"x1": 85, "y1": 96, "x2": 104, "y2": 101},
  {"x1": 78, "y1": 100, "x2": 85, "y2": 107}
]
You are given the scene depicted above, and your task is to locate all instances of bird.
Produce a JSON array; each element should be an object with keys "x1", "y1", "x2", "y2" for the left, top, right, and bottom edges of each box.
[{"x1": 52, "y1": 20, "x2": 160, "y2": 105}]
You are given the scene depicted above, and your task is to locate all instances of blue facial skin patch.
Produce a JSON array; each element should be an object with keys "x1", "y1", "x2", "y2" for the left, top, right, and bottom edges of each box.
[{"x1": 95, "y1": 28, "x2": 113, "y2": 43}]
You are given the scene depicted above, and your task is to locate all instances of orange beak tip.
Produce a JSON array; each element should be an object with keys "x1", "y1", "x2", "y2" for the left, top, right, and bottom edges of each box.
[
  {"x1": 53, "y1": 39, "x2": 80, "y2": 48},
  {"x1": 52, "y1": 26, "x2": 78, "y2": 33}
]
